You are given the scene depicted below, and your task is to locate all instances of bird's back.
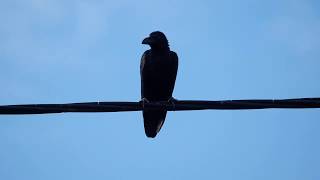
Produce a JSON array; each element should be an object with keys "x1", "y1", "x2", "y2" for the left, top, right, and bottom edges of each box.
[{"x1": 140, "y1": 50, "x2": 178, "y2": 101}]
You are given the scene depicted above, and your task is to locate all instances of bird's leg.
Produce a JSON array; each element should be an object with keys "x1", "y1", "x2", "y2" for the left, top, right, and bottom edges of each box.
[
  {"x1": 167, "y1": 97, "x2": 178, "y2": 111},
  {"x1": 140, "y1": 97, "x2": 150, "y2": 110}
]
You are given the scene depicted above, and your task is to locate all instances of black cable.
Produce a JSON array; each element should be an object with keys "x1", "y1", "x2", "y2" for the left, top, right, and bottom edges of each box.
[{"x1": 0, "y1": 98, "x2": 319, "y2": 115}]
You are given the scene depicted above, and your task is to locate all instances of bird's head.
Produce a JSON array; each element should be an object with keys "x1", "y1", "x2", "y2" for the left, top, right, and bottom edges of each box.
[{"x1": 142, "y1": 31, "x2": 169, "y2": 51}]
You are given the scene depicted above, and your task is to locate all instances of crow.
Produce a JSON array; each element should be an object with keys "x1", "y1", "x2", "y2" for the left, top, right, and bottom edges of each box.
[{"x1": 140, "y1": 31, "x2": 178, "y2": 138}]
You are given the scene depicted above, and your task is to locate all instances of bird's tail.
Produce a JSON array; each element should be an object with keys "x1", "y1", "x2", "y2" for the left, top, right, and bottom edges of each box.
[{"x1": 143, "y1": 109, "x2": 167, "y2": 138}]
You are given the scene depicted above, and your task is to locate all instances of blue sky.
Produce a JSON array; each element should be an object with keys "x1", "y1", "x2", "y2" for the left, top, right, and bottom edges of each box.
[{"x1": 0, "y1": 0, "x2": 319, "y2": 179}]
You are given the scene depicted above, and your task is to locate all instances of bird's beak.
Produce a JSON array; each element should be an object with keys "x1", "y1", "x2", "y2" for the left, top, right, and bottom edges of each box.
[{"x1": 142, "y1": 37, "x2": 153, "y2": 45}]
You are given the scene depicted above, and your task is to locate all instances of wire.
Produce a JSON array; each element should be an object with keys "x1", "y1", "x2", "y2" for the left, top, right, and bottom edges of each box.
[{"x1": 0, "y1": 98, "x2": 319, "y2": 115}]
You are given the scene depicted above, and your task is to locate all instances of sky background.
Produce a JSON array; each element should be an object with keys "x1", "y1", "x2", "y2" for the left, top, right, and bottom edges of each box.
[{"x1": 0, "y1": 0, "x2": 320, "y2": 179}]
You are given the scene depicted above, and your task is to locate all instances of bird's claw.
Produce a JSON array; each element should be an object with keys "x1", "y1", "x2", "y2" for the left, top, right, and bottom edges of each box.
[
  {"x1": 140, "y1": 98, "x2": 150, "y2": 109},
  {"x1": 167, "y1": 97, "x2": 178, "y2": 111}
]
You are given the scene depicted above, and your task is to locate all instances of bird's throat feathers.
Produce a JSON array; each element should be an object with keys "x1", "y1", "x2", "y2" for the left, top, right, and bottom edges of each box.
[{"x1": 150, "y1": 44, "x2": 170, "y2": 53}]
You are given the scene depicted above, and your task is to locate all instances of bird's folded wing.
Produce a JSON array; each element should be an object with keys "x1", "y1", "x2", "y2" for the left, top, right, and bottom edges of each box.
[{"x1": 0, "y1": 98, "x2": 319, "y2": 115}]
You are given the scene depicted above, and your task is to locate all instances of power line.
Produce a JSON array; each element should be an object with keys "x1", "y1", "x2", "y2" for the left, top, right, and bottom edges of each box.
[{"x1": 1, "y1": 98, "x2": 319, "y2": 115}]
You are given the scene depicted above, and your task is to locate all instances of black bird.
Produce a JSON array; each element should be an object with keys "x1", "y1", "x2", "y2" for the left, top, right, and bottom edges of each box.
[{"x1": 140, "y1": 31, "x2": 179, "y2": 138}]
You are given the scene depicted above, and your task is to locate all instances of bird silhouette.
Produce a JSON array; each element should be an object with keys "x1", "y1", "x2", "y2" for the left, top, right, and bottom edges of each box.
[{"x1": 140, "y1": 31, "x2": 178, "y2": 138}]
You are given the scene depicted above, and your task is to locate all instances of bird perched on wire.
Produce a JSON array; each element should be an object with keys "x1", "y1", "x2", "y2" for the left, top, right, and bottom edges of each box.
[{"x1": 140, "y1": 31, "x2": 179, "y2": 138}]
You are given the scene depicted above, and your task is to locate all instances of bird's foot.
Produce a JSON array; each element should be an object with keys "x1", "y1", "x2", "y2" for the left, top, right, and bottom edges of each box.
[
  {"x1": 140, "y1": 98, "x2": 150, "y2": 109},
  {"x1": 167, "y1": 97, "x2": 178, "y2": 111}
]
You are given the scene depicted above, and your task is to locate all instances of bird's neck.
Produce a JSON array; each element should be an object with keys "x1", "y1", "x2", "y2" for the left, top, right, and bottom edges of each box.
[{"x1": 150, "y1": 45, "x2": 170, "y2": 53}]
